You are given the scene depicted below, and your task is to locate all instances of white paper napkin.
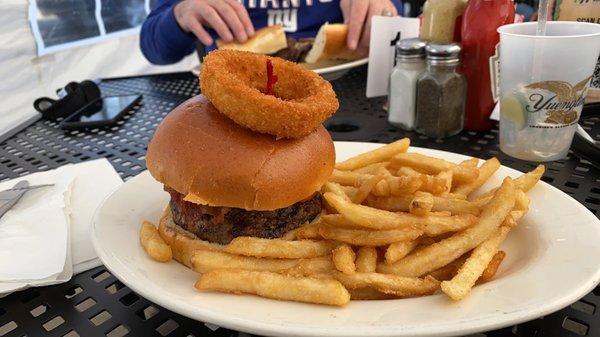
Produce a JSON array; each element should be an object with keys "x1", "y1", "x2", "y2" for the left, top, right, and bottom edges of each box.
[
  {"x1": 0, "y1": 158, "x2": 122, "y2": 295},
  {"x1": 0, "y1": 173, "x2": 73, "y2": 281},
  {"x1": 59, "y1": 159, "x2": 122, "y2": 271}
]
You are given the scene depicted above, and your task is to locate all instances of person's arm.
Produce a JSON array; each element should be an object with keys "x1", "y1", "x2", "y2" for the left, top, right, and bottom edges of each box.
[
  {"x1": 141, "y1": 0, "x2": 255, "y2": 65},
  {"x1": 140, "y1": 0, "x2": 198, "y2": 65}
]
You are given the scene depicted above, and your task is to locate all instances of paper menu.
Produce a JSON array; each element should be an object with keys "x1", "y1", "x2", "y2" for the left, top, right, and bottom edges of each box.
[{"x1": 366, "y1": 17, "x2": 420, "y2": 98}]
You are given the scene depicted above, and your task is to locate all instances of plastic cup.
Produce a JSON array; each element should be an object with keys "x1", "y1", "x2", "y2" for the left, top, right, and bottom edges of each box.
[{"x1": 497, "y1": 22, "x2": 600, "y2": 162}]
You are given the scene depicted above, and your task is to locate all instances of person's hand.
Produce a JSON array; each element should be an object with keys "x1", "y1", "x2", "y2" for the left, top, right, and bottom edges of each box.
[
  {"x1": 340, "y1": 0, "x2": 398, "y2": 54},
  {"x1": 174, "y1": 0, "x2": 255, "y2": 46}
]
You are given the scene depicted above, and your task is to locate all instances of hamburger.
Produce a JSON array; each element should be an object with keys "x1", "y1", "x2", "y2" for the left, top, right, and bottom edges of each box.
[
  {"x1": 145, "y1": 95, "x2": 335, "y2": 250},
  {"x1": 216, "y1": 23, "x2": 361, "y2": 63}
]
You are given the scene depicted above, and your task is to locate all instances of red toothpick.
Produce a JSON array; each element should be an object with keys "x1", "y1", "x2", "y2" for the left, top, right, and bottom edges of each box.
[{"x1": 265, "y1": 59, "x2": 278, "y2": 95}]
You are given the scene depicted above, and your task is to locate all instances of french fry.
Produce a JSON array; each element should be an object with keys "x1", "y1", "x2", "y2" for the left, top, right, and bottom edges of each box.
[
  {"x1": 436, "y1": 170, "x2": 453, "y2": 194},
  {"x1": 385, "y1": 240, "x2": 420, "y2": 264},
  {"x1": 372, "y1": 179, "x2": 391, "y2": 196},
  {"x1": 225, "y1": 237, "x2": 336, "y2": 259},
  {"x1": 140, "y1": 221, "x2": 173, "y2": 262},
  {"x1": 283, "y1": 256, "x2": 335, "y2": 276},
  {"x1": 340, "y1": 185, "x2": 358, "y2": 199},
  {"x1": 332, "y1": 244, "x2": 356, "y2": 274},
  {"x1": 332, "y1": 272, "x2": 440, "y2": 297},
  {"x1": 473, "y1": 165, "x2": 545, "y2": 203},
  {"x1": 320, "y1": 214, "x2": 357, "y2": 227},
  {"x1": 397, "y1": 167, "x2": 447, "y2": 194},
  {"x1": 191, "y1": 250, "x2": 300, "y2": 273},
  {"x1": 349, "y1": 287, "x2": 396, "y2": 300},
  {"x1": 514, "y1": 165, "x2": 545, "y2": 191},
  {"x1": 387, "y1": 175, "x2": 423, "y2": 195},
  {"x1": 396, "y1": 166, "x2": 421, "y2": 177},
  {"x1": 196, "y1": 269, "x2": 350, "y2": 306},
  {"x1": 420, "y1": 214, "x2": 478, "y2": 236},
  {"x1": 430, "y1": 196, "x2": 480, "y2": 215},
  {"x1": 427, "y1": 254, "x2": 469, "y2": 281},
  {"x1": 367, "y1": 195, "x2": 480, "y2": 215},
  {"x1": 330, "y1": 170, "x2": 369, "y2": 186},
  {"x1": 372, "y1": 176, "x2": 422, "y2": 196},
  {"x1": 318, "y1": 224, "x2": 423, "y2": 246},
  {"x1": 353, "y1": 162, "x2": 390, "y2": 174},
  {"x1": 441, "y1": 225, "x2": 512, "y2": 300},
  {"x1": 296, "y1": 222, "x2": 322, "y2": 239},
  {"x1": 366, "y1": 195, "x2": 411, "y2": 212},
  {"x1": 480, "y1": 250, "x2": 506, "y2": 282},
  {"x1": 460, "y1": 158, "x2": 479, "y2": 167},
  {"x1": 281, "y1": 226, "x2": 302, "y2": 240},
  {"x1": 355, "y1": 247, "x2": 378, "y2": 272},
  {"x1": 378, "y1": 178, "x2": 516, "y2": 277},
  {"x1": 324, "y1": 192, "x2": 477, "y2": 233},
  {"x1": 392, "y1": 153, "x2": 479, "y2": 183},
  {"x1": 445, "y1": 192, "x2": 468, "y2": 200},
  {"x1": 352, "y1": 171, "x2": 385, "y2": 204},
  {"x1": 515, "y1": 189, "x2": 530, "y2": 212},
  {"x1": 453, "y1": 158, "x2": 500, "y2": 196},
  {"x1": 160, "y1": 222, "x2": 224, "y2": 268},
  {"x1": 409, "y1": 192, "x2": 434, "y2": 216},
  {"x1": 336, "y1": 138, "x2": 410, "y2": 171},
  {"x1": 322, "y1": 182, "x2": 352, "y2": 202},
  {"x1": 429, "y1": 211, "x2": 451, "y2": 216}
]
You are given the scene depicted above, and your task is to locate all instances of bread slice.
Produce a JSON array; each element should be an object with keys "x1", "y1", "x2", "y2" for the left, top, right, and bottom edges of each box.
[
  {"x1": 304, "y1": 23, "x2": 362, "y2": 63},
  {"x1": 216, "y1": 25, "x2": 288, "y2": 54}
]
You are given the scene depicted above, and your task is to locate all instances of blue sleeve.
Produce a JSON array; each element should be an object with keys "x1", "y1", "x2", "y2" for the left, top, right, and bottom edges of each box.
[
  {"x1": 393, "y1": 0, "x2": 403, "y2": 16},
  {"x1": 140, "y1": 0, "x2": 198, "y2": 65}
]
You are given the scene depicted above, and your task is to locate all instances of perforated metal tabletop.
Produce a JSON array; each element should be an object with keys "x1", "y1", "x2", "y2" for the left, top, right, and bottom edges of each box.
[{"x1": 0, "y1": 67, "x2": 599, "y2": 337}]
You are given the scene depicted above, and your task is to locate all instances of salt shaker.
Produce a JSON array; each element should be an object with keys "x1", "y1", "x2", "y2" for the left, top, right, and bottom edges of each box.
[
  {"x1": 415, "y1": 43, "x2": 466, "y2": 138},
  {"x1": 388, "y1": 38, "x2": 427, "y2": 130}
]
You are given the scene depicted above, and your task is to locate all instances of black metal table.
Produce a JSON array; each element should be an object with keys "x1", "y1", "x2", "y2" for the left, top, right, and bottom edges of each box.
[{"x1": 0, "y1": 67, "x2": 599, "y2": 337}]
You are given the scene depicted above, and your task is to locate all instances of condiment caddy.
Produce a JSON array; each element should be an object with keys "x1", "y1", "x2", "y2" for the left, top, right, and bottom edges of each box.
[{"x1": 388, "y1": 39, "x2": 466, "y2": 139}]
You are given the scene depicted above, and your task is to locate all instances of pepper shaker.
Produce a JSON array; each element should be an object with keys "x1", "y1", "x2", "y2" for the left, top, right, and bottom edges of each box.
[
  {"x1": 415, "y1": 43, "x2": 466, "y2": 138},
  {"x1": 388, "y1": 38, "x2": 427, "y2": 130}
]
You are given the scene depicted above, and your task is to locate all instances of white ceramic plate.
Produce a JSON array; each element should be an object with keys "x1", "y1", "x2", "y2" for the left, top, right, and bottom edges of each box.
[
  {"x1": 92, "y1": 142, "x2": 600, "y2": 337},
  {"x1": 302, "y1": 58, "x2": 368, "y2": 81},
  {"x1": 192, "y1": 58, "x2": 367, "y2": 81}
]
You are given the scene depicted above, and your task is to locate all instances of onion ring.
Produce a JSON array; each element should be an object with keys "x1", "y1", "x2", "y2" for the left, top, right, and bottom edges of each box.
[{"x1": 200, "y1": 50, "x2": 339, "y2": 139}]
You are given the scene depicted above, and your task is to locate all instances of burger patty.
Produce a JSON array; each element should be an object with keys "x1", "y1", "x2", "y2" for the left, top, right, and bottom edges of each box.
[
  {"x1": 273, "y1": 37, "x2": 314, "y2": 63},
  {"x1": 166, "y1": 187, "x2": 322, "y2": 244}
]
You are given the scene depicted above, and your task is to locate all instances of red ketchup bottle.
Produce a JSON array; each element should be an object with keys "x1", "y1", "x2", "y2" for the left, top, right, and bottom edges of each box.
[{"x1": 461, "y1": 0, "x2": 514, "y2": 131}]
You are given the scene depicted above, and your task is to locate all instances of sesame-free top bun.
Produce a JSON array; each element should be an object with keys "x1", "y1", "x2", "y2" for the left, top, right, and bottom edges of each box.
[{"x1": 145, "y1": 95, "x2": 335, "y2": 211}]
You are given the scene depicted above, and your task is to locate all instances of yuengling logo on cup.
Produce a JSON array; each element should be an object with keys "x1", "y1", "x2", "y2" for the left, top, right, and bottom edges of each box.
[{"x1": 497, "y1": 22, "x2": 600, "y2": 162}]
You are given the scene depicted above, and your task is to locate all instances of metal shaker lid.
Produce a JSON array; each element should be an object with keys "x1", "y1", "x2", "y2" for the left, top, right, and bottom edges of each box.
[
  {"x1": 425, "y1": 43, "x2": 461, "y2": 61},
  {"x1": 396, "y1": 38, "x2": 427, "y2": 59}
]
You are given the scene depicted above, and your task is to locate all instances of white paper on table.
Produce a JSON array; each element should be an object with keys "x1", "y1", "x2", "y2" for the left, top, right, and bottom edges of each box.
[
  {"x1": 0, "y1": 173, "x2": 73, "y2": 281},
  {"x1": 0, "y1": 159, "x2": 121, "y2": 295},
  {"x1": 57, "y1": 159, "x2": 122, "y2": 267},
  {"x1": 0, "y1": 177, "x2": 74, "y2": 296},
  {"x1": 73, "y1": 259, "x2": 102, "y2": 274},
  {"x1": 366, "y1": 16, "x2": 420, "y2": 98}
]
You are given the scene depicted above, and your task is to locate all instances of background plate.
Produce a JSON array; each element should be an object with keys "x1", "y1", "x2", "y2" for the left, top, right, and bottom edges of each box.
[
  {"x1": 192, "y1": 58, "x2": 368, "y2": 81},
  {"x1": 92, "y1": 142, "x2": 600, "y2": 337}
]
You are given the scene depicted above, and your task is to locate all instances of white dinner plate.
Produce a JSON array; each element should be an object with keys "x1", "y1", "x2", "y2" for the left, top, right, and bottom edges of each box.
[
  {"x1": 92, "y1": 142, "x2": 600, "y2": 337},
  {"x1": 192, "y1": 58, "x2": 368, "y2": 81},
  {"x1": 302, "y1": 58, "x2": 368, "y2": 81}
]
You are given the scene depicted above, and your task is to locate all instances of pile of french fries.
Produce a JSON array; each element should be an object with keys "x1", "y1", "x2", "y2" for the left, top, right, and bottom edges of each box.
[{"x1": 141, "y1": 138, "x2": 545, "y2": 306}]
